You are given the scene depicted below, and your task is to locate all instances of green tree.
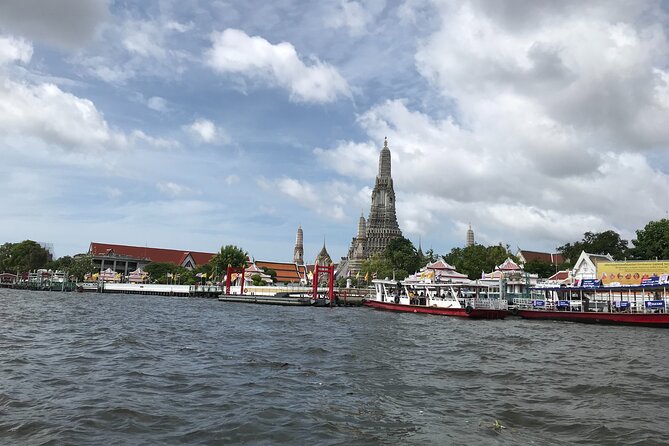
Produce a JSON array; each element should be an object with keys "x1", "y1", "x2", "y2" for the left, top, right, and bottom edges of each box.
[
  {"x1": 424, "y1": 248, "x2": 437, "y2": 263},
  {"x1": 251, "y1": 274, "x2": 263, "y2": 286},
  {"x1": 68, "y1": 255, "x2": 97, "y2": 281},
  {"x1": 444, "y1": 244, "x2": 514, "y2": 280},
  {"x1": 384, "y1": 237, "x2": 421, "y2": 277},
  {"x1": 194, "y1": 263, "x2": 214, "y2": 281},
  {"x1": 264, "y1": 268, "x2": 277, "y2": 282},
  {"x1": 523, "y1": 259, "x2": 556, "y2": 278},
  {"x1": 629, "y1": 219, "x2": 669, "y2": 260},
  {"x1": 335, "y1": 276, "x2": 348, "y2": 288},
  {"x1": 557, "y1": 230, "x2": 628, "y2": 265},
  {"x1": 360, "y1": 253, "x2": 395, "y2": 281},
  {"x1": 208, "y1": 245, "x2": 247, "y2": 278},
  {"x1": 7, "y1": 240, "x2": 50, "y2": 272},
  {"x1": 0, "y1": 242, "x2": 13, "y2": 272},
  {"x1": 144, "y1": 262, "x2": 182, "y2": 283},
  {"x1": 47, "y1": 255, "x2": 74, "y2": 271}
]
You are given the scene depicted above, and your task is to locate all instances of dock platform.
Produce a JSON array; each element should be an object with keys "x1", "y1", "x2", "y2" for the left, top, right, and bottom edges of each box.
[{"x1": 218, "y1": 294, "x2": 313, "y2": 306}]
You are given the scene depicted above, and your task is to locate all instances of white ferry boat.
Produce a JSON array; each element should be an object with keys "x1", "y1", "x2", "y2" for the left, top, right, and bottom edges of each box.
[{"x1": 365, "y1": 279, "x2": 508, "y2": 319}]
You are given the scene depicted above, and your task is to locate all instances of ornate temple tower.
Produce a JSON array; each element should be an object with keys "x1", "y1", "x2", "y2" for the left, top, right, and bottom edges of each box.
[
  {"x1": 336, "y1": 138, "x2": 403, "y2": 279},
  {"x1": 293, "y1": 226, "x2": 304, "y2": 264},
  {"x1": 344, "y1": 213, "x2": 368, "y2": 274},
  {"x1": 466, "y1": 224, "x2": 475, "y2": 247},
  {"x1": 365, "y1": 137, "x2": 402, "y2": 256},
  {"x1": 315, "y1": 241, "x2": 333, "y2": 265}
]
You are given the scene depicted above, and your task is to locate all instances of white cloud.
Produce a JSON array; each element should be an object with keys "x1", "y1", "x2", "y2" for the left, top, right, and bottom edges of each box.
[
  {"x1": 75, "y1": 17, "x2": 192, "y2": 84},
  {"x1": 0, "y1": 78, "x2": 127, "y2": 152},
  {"x1": 79, "y1": 57, "x2": 135, "y2": 84},
  {"x1": 205, "y1": 28, "x2": 351, "y2": 103},
  {"x1": 165, "y1": 21, "x2": 193, "y2": 33},
  {"x1": 415, "y1": 1, "x2": 669, "y2": 152},
  {"x1": 316, "y1": 97, "x2": 669, "y2": 250},
  {"x1": 122, "y1": 20, "x2": 167, "y2": 59},
  {"x1": 314, "y1": 140, "x2": 378, "y2": 180},
  {"x1": 273, "y1": 177, "x2": 353, "y2": 221},
  {"x1": 0, "y1": 35, "x2": 33, "y2": 65},
  {"x1": 105, "y1": 187, "x2": 122, "y2": 199},
  {"x1": 131, "y1": 130, "x2": 180, "y2": 150},
  {"x1": 0, "y1": 51, "x2": 178, "y2": 154},
  {"x1": 308, "y1": 1, "x2": 669, "y2": 250},
  {"x1": 225, "y1": 174, "x2": 240, "y2": 185},
  {"x1": 146, "y1": 96, "x2": 169, "y2": 112},
  {"x1": 186, "y1": 118, "x2": 228, "y2": 144},
  {"x1": 157, "y1": 181, "x2": 195, "y2": 198},
  {"x1": 326, "y1": 1, "x2": 385, "y2": 36}
]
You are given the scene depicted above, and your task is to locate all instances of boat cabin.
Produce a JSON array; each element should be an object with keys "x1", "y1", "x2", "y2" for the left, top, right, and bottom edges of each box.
[
  {"x1": 371, "y1": 279, "x2": 507, "y2": 311},
  {"x1": 521, "y1": 283, "x2": 669, "y2": 314}
]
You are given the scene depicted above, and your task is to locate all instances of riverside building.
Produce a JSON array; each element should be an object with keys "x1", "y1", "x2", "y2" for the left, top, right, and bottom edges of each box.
[{"x1": 88, "y1": 242, "x2": 216, "y2": 275}]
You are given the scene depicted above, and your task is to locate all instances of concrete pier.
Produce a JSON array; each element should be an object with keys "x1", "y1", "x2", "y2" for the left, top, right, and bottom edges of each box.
[{"x1": 95, "y1": 283, "x2": 221, "y2": 297}]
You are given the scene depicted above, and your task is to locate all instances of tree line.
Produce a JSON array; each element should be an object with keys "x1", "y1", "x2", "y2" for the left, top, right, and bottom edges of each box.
[
  {"x1": 3, "y1": 218, "x2": 668, "y2": 282},
  {"x1": 354, "y1": 236, "x2": 517, "y2": 283},
  {"x1": 0, "y1": 241, "x2": 250, "y2": 284},
  {"x1": 356, "y1": 218, "x2": 669, "y2": 281}
]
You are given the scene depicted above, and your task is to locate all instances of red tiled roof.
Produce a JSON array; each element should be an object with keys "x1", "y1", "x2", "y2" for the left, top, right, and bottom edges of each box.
[
  {"x1": 426, "y1": 258, "x2": 457, "y2": 271},
  {"x1": 255, "y1": 261, "x2": 303, "y2": 283},
  {"x1": 89, "y1": 242, "x2": 215, "y2": 267},
  {"x1": 498, "y1": 258, "x2": 521, "y2": 271},
  {"x1": 518, "y1": 250, "x2": 564, "y2": 265},
  {"x1": 245, "y1": 264, "x2": 264, "y2": 273},
  {"x1": 548, "y1": 270, "x2": 570, "y2": 281}
]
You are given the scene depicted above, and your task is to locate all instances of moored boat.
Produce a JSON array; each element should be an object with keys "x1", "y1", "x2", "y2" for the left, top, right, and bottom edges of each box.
[
  {"x1": 364, "y1": 279, "x2": 508, "y2": 319},
  {"x1": 515, "y1": 282, "x2": 669, "y2": 327}
]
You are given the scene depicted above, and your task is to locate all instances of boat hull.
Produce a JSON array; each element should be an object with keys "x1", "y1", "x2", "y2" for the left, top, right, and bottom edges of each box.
[
  {"x1": 364, "y1": 299, "x2": 507, "y2": 319},
  {"x1": 518, "y1": 309, "x2": 669, "y2": 327},
  {"x1": 219, "y1": 294, "x2": 312, "y2": 306}
]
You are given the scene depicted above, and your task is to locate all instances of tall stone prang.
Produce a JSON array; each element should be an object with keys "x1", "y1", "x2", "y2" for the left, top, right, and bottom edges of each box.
[
  {"x1": 293, "y1": 225, "x2": 304, "y2": 264},
  {"x1": 466, "y1": 224, "x2": 475, "y2": 247},
  {"x1": 344, "y1": 213, "x2": 368, "y2": 274},
  {"x1": 365, "y1": 137, "x2": 402, "y2": 256},
  {"x1": 336, "y1": 138, "x2": 403, "y2": 279}
]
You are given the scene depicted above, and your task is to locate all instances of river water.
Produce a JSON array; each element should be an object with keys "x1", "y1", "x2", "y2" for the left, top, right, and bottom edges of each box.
[{"x1": 1, "y1": 289, "x2": 667, "y2": 445}]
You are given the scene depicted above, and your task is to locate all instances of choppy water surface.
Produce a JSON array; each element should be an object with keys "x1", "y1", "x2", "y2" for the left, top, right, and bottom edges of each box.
[{"x1": 1, "y1": 289, "x2": 668, "y2": 445}]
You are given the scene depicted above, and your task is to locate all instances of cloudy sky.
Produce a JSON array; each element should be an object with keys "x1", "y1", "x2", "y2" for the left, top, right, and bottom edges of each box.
[{"x1": 2, "y1": 0, "x2": 669, "y2": 261}]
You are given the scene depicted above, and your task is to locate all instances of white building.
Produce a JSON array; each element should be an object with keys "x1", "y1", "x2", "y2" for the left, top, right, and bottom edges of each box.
[
  {"x1": 481, "y1": 258, "x2": 539, "y2": 297},
  {"x1": 571, "y1": 251, "x2": 614, "y2": 283}
]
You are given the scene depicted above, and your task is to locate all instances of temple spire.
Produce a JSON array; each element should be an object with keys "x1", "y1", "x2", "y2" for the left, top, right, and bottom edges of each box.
[
  {"x1": 466, "y1": 223, "x2": 475, "y2": 247},
  {"x1": 367, "y1": 138, "x2": 402, "y2": 256},
  {"x1": 293, "y1": 225, "x2": 304, "y2": 264},
  {"x1": 357, "y1": 213, "x2": 367, "y2": 238},
  {"x1": 315, "y1": 238, "x2": 333, "y2": 265},
  {"x1": 338, "y1": 138, "x2": 402, "y2": 279},
  {"x1": 378, "y1": 137, "x2": 391, "y2": 178}
]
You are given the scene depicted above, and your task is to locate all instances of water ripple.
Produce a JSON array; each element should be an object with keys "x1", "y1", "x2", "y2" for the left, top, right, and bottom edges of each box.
[{"x1": 0, "y1": 290, "x2": 668, "y2": 444}]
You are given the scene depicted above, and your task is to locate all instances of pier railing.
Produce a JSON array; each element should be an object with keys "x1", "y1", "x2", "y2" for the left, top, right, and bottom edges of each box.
[
  {"x1": 465, "y1": 298, "x2": 508, "y2": 310},
  {"x1": 514, "y1": 297, "x2": 669, "y2": 314}
]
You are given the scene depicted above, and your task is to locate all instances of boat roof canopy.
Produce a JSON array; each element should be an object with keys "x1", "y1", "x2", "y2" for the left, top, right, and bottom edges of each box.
[{"x1": 531, "y1": 284, "x2": 669, "y2": 292}]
